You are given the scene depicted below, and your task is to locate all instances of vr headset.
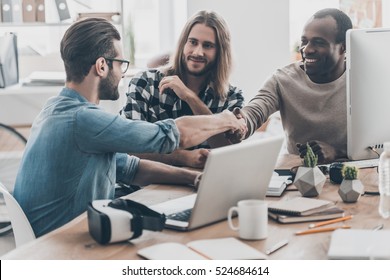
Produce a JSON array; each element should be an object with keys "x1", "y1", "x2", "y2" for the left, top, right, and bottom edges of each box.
[{"x1": 87, "y1": 198, "x2": 166, "y2": 244}]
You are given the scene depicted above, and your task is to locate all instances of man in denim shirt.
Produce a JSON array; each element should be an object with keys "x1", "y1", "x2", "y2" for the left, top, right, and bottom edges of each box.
[{"x1": 13, "y1": 18, "x2": 246, "y2": 237}]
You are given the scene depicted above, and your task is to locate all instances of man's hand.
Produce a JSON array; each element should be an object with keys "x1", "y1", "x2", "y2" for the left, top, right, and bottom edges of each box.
[
  {"x1": 179, "y1": 149, "x2": 209, "y2": 169},
  {"x1": 159, "y1": 75, "x2": 196, "y2": 102},
  {"x1": 220, "y1": 109, "x2": 247, "y2": 138},
  {"x1": 296, "y1": 140, "x2": 339, "y2": 164},
  {"x1": 224, "y1": 107, "x2": 246, "y2": 144},
  {"x1": 193, "y1": 173, "x2": 203, "y2": 190}
]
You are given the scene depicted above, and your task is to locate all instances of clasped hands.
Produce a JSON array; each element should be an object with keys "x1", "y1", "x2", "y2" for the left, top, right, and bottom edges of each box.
[
  {"x1": 219, "y1": 109, "x2": 247, "y2": 142},
  {"x1": 224, "y1": 107, "x2": 246, "y2": 144},
  {"x1": 160, "y1": 76, "x2": 247, "y2": 140}
]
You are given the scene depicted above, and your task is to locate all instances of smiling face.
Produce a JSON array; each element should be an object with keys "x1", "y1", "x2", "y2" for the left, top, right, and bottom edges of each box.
[
  {"x1": 182, "y1": 23, "x2": 217, "y2": 77},
  {"x1": 300, "y1": 16, "x2": 346, "y2": 83}
]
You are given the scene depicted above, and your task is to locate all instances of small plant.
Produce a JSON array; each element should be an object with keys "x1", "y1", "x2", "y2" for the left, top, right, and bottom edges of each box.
[
  {"x1": 303, "y1": 143, "x2": 318, "y2": 167},
  {"x1": 341, "y1": 165, "x2": 359, "y2": 180}
]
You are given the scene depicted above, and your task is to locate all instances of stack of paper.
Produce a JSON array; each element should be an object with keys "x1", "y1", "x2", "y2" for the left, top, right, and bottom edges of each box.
[
  {"x1": 266, "y1": 174, "x2": 291, "y2": 197},
  {"x1": 268, "y1": 197, "x2": 343, "y2": 224},
  {"x1": 268, "y1": 206, "x2": 344, "y2": 223},
  {"x1": 23, "y1": 71, "x2": 65, "y2": 87},
  {"x1": 268, "y1": 197, "x2": 334, "y2": 216}
]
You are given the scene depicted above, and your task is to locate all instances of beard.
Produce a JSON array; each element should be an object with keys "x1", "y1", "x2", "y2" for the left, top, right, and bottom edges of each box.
[
  {"x1": 182, "y1": 55, "x2": 215, "y2": 77},
  {"x1": 98, "y1": 70, "x2": 119, "y2": 101}
]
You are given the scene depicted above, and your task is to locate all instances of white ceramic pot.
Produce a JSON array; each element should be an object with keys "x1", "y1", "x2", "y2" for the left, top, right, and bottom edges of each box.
[{"x1": 293, "y1": 166, "x2": 326, "y2": 197}]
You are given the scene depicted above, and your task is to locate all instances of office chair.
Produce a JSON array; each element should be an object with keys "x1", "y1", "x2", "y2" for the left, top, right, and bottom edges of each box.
[
  {"x1": 0, "y1": 123, "x2": 27, "y2": 236},
  {"x1": 0, "y1": 182, "x2": 36, "y2": 247}
]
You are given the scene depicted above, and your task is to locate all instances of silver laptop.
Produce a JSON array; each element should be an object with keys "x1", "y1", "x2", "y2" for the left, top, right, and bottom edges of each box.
[{"x1": 150, "y1": 136, "x2": 284, "y2": 231}]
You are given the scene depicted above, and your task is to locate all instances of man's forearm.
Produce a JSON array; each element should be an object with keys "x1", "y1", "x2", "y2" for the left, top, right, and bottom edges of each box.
[
  {"x1": 132, "y1": 149, "x2": 208, "y2": 169},
  {"x1": 185, "y1": 94, "x2": 213, "y2": 116},
  {"x1": 185, "y1": 96, "x2": 232, "y2": 148},
  {"x1": 241, "y1": 106, "x2": 266, "y2": 139},
  {"x1": 131, "y1": 159, "x2": 200, "y2": 186},
  {"x1": 131, "y1": 151, "x2": 187, "y2": 167},
  {"x1": 175, "y1": 111, "x2": 244, "y2": 148}
]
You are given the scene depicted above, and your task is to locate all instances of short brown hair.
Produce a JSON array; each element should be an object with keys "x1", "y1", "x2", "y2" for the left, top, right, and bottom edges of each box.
[{"x1": 60, "y1": 18, "x2": 121, "y2": 83}]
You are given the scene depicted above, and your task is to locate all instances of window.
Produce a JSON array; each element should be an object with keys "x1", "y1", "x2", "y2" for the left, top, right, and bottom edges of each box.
[
  {"x1": 289, "y1": 0, "x2": 390, "y2": 61},
  {"x1": 122, "y1": 0, "x2": 187, "y2": 67}
]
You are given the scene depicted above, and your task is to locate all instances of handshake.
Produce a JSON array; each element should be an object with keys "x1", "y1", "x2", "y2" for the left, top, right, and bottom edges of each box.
[{"x1": 223, "y1": 107, "x2": 247, "y2": 144}]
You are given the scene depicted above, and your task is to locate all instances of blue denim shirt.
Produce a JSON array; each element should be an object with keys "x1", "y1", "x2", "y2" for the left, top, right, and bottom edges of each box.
[{"x1": 13, "y1": 88, "x2": 180, "y2": 237}]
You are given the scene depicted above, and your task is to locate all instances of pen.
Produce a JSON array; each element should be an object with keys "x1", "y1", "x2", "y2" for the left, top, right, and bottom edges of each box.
[
  {"x1": 308, "y1": 215, "x2": 353, "y2": 228},
  {"x1": 372, "y1": 224, "x2": 384, "y2": 231},
  {"x1": 295, "y1": 225, "x2": 351, "y2": 235},
  {"x1": 265, "y1": 239, "x2": 289, "y2": 255}
]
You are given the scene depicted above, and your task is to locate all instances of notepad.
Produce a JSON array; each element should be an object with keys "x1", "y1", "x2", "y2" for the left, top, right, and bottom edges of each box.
[
  {"x1": 266, "y1": 175, "x2": 291, "y2": 197},
  {"x1": 137, "y1": 237, "x2": 267, "y2": 260},
  {"x1": 268, "y1": 197, "x2": 334, "y2": 216},
  {"x1": 22, "y1": 71, "x2": 65, "y2": 86},
  {"x1": 268, "y1": 206, "x2": 344, "y2": 223}
]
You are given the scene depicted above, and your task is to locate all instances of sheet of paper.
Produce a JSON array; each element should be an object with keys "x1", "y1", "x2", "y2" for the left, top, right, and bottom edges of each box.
[
  {"x1": 187, "y1": 237, "x2": 267, "y2": 260},
  {"x1": 137, "y1": 242, "x2": 206, "y2": 260}
]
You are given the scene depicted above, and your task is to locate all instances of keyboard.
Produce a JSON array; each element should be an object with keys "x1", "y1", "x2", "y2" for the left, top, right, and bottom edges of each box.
[
  {"x1": 344, "y1": 158, "x2": 379, "y2": 168},
  {"x1": 167, "y1": 209, "x2": 192, "y2": 222}
]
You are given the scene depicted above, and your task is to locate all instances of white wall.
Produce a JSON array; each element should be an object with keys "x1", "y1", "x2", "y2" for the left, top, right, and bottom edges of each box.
[
  {"x1": 187, "y1": 0, "x2": 291, "y2": 101},
  {"x1": 289, "y1": 0, "x2": 339, "y2": 49}
]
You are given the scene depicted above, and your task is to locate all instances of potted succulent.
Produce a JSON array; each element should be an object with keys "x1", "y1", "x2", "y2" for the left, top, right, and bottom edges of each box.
[
  {"x1": 338, "y1": 165, "x2": 364, "y2": 203},
  {"x1": 293, "y1": 143, "x2": 326, "y2": 197}
]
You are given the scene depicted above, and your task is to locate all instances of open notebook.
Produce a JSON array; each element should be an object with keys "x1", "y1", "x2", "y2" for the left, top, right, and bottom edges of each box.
[
  {"x1": 150, "y1": 136, "x2": 284, "y2": 231},
  {"x1": 137, "y1": 237, "x2": 267, "y2": 260}
]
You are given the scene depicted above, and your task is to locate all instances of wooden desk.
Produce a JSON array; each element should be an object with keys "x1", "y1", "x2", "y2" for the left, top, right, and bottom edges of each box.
[{"x1": 3, "y1": 155, "x2": 389, "y2": 260}]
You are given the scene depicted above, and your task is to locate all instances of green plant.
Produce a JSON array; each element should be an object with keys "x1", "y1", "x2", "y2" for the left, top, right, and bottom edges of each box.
[
  {"x1": 303, "y1": 143, "x2": 318, "y2": 167},
  {"x1": 341, "y1": 165, "x2": 359, "y2": 180}
]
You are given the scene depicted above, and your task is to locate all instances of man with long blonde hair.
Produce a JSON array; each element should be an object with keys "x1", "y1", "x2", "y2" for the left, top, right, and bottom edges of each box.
[{"x1": 121, "y1": 10, "x2": 244, "y2": 168}]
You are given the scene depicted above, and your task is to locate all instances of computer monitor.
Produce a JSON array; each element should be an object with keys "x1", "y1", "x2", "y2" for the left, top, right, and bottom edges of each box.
[{"x1": 346, "y1": 28, "x2": 390, "y2": 160}]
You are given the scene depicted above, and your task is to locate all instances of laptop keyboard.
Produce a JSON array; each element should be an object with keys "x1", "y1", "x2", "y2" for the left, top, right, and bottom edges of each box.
[{"x1": 167, "y1": 209, "x2": 192, "y2": 222}]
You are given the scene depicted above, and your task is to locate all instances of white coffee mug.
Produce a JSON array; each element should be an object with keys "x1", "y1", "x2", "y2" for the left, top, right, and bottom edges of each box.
[{"x1": 227, "y1": 199, "x2": 268, "y2": 240}]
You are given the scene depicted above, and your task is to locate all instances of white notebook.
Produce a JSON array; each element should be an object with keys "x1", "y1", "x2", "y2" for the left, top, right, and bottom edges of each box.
[
  {"x1": 268, "y1": 197, "x2": 333, "y2": 216},
  {"x1": 266, "y1": 175, "x2": 291, "y2": 197},
  {"x1": 137, "y1": 237, "x2": 267, "y2": 260}
]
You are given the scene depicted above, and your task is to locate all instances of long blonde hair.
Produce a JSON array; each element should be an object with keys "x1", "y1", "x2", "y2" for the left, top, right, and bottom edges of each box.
[{"x1": 164, "y1": 10, "x2": 232, "y2": 100}]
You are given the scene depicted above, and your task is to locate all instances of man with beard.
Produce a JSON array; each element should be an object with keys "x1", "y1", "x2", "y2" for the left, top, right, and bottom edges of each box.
[
  {"x1": 121, "y1": 10, "x2": 244, "y2": 168},
  {"x1": 228, "y1": 8, "x2": 352, "y2": 164},
  {"x1": 13, "y1": 18, "x2": 247, "y2": 237}
]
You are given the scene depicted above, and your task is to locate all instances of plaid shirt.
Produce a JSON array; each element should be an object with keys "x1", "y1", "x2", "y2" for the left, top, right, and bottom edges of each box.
[{"x1": 121, "y1": 69, "x2": 244, "y2": 122}]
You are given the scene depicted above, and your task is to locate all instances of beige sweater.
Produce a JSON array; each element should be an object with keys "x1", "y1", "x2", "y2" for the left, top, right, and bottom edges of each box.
[{"x1": 242, "y1": 62, "x2": 347, "y2": 156}]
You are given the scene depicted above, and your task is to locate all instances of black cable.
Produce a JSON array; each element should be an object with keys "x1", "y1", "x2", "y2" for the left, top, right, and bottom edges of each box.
[
  {"x1": 367, "y1": 145, "x2": 381, "y2": 157},
  {"x1": 363, "y1": 191, "x2": 380, "y2": 196}
]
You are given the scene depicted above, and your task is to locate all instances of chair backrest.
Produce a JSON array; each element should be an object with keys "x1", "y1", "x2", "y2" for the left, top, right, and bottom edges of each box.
[{"x1": 0, "y1": 182, "x2": 35, "y2": 247}]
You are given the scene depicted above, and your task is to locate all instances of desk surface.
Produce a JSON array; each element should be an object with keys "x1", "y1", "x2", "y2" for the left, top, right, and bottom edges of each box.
[
  {"x1": 0, "y1": 72, "x2": 136, "y2": 126},
  {"x1": 3, "y1": 154, "x2": 389, "y2": 260}
]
